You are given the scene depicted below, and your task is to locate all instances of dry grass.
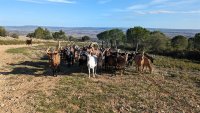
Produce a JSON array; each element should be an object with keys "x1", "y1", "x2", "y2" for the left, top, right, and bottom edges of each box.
[{"x1": 1, "y1": 44, "x2": 200, "y2": 113}]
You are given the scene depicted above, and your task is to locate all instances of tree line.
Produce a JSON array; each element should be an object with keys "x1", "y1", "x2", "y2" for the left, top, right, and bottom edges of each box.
[
  {"x1": 0, "y1": 26, "x2": 91, "y2": 42},
  {"x1": 26, "y1": 27, "x2": 91, "y2": 41},
  {"x1": 97, "y1": 26, "x2": 200, "y2": 61}
]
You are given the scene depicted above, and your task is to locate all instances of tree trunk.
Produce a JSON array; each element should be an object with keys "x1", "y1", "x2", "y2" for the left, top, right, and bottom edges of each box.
[
  {"x1": 115, "y1": 40, "x2": 117, "y2": 49},
  {"x1": 136, "y1": 42, "x2": 139, "y2": 53},
  {"x1": 110, "y1": 40, "x2": 113, "y2": 48}
]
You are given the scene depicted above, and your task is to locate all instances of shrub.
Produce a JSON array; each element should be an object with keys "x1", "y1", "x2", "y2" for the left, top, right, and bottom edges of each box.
[
  {"x1": 0, "y1": 26, "x2": 7, "y2": 37},
  {"x1": 11, "y1": 33, "x2": 19, "y2": 38}
]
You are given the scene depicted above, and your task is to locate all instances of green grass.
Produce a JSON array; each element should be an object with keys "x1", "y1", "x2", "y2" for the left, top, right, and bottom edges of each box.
[
  {"x1": 6, "y1": 47, "x2": 30, "y2": 56},
  {"x1": 154, "y1": 56, "x2": 200, "y2": 71},
  {"x1": 0, "y1": 39, "x2": 25, "y2": 45},
  {"x1": 0, "y1": 39, "x2": 44, "y2": 45}
]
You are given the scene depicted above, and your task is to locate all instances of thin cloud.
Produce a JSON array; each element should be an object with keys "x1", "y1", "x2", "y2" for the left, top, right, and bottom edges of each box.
[
  {"x1": 148, "y1": 10, "x2": 174, "y2": 14},
  {"x1": 17, "y1": 0, "x2": 76, "y2": 4},
  {"x1": 127, "y1": 0, "x2": 169, "y2": 10},
  {"x1": 114, "y1": 0, "x2": 200, "y2": 15},
  {"x1": 47, "y1": 0, "x2": 76, "y2": 4},
  {"x1": 134, "y1": 10, "x2": 200, "y2": 15}
]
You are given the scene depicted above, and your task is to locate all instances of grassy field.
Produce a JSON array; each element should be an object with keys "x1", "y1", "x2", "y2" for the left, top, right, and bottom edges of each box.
[{"x1": 2, "y1": 44, "x2": 200, "y2": 113}]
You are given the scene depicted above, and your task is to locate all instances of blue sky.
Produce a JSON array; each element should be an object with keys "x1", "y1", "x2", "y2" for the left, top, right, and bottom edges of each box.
[{"x1": 0, "y1": 0, "x2": 200, "y2": 29}]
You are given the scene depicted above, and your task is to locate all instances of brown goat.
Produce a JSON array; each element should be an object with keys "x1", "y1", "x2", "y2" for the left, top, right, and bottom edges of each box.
[
  {"x1": 134, "y1": 52, "x2": 152, "y2": 73},
  {"x1": 26, "y1": 39, "x2": 32, "y2": 45},
  {"x1": 116, "y1": 53, "x2": 129, "y2": 76},
  {"x1": 46, "y1": 48, "x2": 61, "y2": 76}
]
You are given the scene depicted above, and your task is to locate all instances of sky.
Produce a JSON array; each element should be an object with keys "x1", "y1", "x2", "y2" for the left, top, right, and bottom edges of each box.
[{"x1": 0, "y1": 0, "x2": 200, "y2": 29}]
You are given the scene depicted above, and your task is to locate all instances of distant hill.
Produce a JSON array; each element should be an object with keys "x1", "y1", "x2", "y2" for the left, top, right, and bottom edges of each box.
[{"x1": 4, "y1": 26, "x2": 200, "y2": 38}]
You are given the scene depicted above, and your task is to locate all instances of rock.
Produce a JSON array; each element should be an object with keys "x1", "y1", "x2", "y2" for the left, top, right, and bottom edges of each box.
[{"x1": 0, "y1": 103, "x2": 5, "y2": 107}]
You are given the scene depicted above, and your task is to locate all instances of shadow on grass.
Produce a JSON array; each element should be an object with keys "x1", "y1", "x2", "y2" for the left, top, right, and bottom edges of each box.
[
  {"x1": 0, "y1": 55, "x2": 90, "y2": 77},
  {"x1": 0, "y1": 55, "x2": 121, "y2": 77}
]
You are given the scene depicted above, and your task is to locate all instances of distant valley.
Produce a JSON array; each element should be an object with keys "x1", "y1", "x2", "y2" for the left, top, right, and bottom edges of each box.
[{"x1": 4, "y1": 26, "x2": 200, "y2": 38}]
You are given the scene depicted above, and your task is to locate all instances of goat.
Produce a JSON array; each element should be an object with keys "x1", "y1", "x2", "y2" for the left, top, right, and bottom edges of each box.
[
  {"x1": 116, "y1": 53, "x2": 129, "y2": 76},
  {"x1": 86, "y1": 52, "x2": 97, "y2": 78},
  {"x1": 142, "y1": 56, "x2": 152, "y2": 73},
  {"x1": 26, "y1": 39, "x2": 32, "y2": 45},
  {"x1": 46, "y1": 48, "x2": 61, "y2": 76},
  {"x1": 79, "y1": 52, "x2": 88, "y2": 72},
  {"x1": 134, "y1": 52, "x2": 152, "y2": 73},
  {"x1": 97, "y1": 52, "x2": 104, "y2": 75}
]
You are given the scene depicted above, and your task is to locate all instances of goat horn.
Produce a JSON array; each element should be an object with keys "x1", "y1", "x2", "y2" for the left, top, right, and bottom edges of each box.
[{"x1": 46, "y1": 47, "x2": 50, "y2": 53}]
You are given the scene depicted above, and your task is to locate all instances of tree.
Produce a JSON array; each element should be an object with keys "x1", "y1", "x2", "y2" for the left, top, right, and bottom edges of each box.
[
  {"x1": 34, "y1": 27, "x2": 45, "y2": 39},
  {"x1": 97, "y1": 29, "x2": 125, "y2": 48},
  {"x1": 43, "y1": 28, "x2": 52, "y2": 40},
  {"x1": 146, "y1": 31, "x2": 170, "y2": 52},
  {"x1": 194, "y1": 33, "x2": 200, "y2": 50},
  {"x1": 82, "y1": 36, "x2": 90, "y2": 41},
  {"x1": 26, "y1": 33, "x2": 35, "y2": 38},
  {"x1": 52, "y1": 30, "x2": 67, "y2": 40},
  {"x1": 126, "y1": 26, "x2": 150, "y2": 52},
  {"x1": 171, "y1": 35, "x2": 188, "y2": 50},
  {"x1": 109, "y1": 29, "x2": 125, "y2": 49},
  {"x1": 0, "y1": 26, "x2": 7, "y2": 37},
  {"x1": 188, "y1": 38, "x2": 195, "y2": 50},
  {"x1": 68, "y1": 36, "x2": 74, "y2": 41},
  {"x1": 97, "y1": 30, "x2": 110, "y2": 48}
]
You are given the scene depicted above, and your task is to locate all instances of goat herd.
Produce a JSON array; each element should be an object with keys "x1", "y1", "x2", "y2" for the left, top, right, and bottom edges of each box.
[{"x1": 46, "y1": 42, "x2": 154, "y2": 77}]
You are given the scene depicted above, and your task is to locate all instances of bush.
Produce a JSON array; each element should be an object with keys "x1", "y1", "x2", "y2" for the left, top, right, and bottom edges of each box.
[
  {"x1": 81, "y1": 36, "x2": 90, "y2": 41},
  {"x1": 11, "y1": 33, "x2": 19, "y2": 38},
  {"x1": 0, "y1": 26, "x2": 7, "y2": 37},
  {"x1": 153, "y1": 50, "x2": 200, "y2": 61},
  {"x1": 52, "y1": 30, "x2": 66, "y2": 40}
]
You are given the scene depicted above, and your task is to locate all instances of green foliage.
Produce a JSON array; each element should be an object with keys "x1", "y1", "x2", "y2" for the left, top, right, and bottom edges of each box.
[
  {"x1": 68, "y1": 35, "x2": 77, "y2": 41},
  {"x1": 146, "y1": 31, "x2": 170, "y2": 52},
  {"x1": 0, "y1": 26, "x2": 7, "y2": 37},
  {"x1": 81, "y1": 35, "x2": 90, "y2": 41},
  {"x1": 27, "y1": 27, "x2": 68, "y2": 40},
  {"x1": 97, "y1": 31, "x2": 110, "y2": 47},
  {"x1": 43, "y1": 28, "x2": 52, "y2": 39},
  {"x1": 26, "y1": 32, "x2": 35, "y2": 38},
  {"x1": 34, "y1": 27, "x2": 45, "y2": 39},
  {"x1": 11, "y1": 33, "x2": 19, "y2": 38},
  {"x1": 97, "y1": 31, "x2": 109, "y2": 41},
  {"x1": 97, "y1": 29, "x2": 125, "y2": 48},
  {"x1": 27, "y1": 27, "x2": 54, "y2": 39},
  {"x1": 52, "y1": 30, "x2": 67, "y2": 40},
  {"x1": 109, "y1": 29, "x2": 125, "y2": 48},
  {"x1": 194, "y1": 33, "x2": 200, "y2": 50},
  {"x1": 126, "y1": 26, "x2": 150, "y2": 51},
  {"x1": 171, "y1": 35, "x2": 188, "y2": 50},
  {"x1": 187, "y1": 38, "x2": 194, "y2": 50}
]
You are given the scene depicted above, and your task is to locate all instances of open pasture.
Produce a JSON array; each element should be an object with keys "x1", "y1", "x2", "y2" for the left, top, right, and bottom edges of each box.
[{"x1": 0, "y1": 41, "x2": 199, "y2": 113}]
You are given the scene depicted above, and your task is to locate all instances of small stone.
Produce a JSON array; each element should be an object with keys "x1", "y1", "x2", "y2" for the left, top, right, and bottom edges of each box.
[{"x1": 0, "y1": 103, "x2": 5, "y2": 107}]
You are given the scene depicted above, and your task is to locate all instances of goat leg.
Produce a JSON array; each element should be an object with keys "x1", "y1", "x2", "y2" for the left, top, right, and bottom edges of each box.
[{"x1": 88, "y1": 68, "x2": 90, "y2": 78}]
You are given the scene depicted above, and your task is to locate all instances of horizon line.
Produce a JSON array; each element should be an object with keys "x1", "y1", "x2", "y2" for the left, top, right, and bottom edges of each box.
[{"x1": 3, "y1": 25, "x2": 200, "y2": 30}]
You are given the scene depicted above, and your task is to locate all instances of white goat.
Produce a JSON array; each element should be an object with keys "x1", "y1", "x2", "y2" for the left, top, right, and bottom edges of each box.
[{"x1": 86, "y1": 53, "x2": 97, "y2": 78}]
